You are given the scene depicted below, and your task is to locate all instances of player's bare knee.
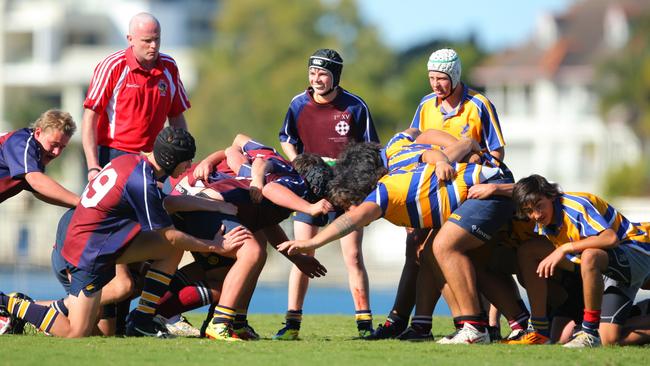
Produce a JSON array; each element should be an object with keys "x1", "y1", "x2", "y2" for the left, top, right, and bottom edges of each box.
[{"x1": 580, "y1": 248, "x2": 607, "y2": 270}]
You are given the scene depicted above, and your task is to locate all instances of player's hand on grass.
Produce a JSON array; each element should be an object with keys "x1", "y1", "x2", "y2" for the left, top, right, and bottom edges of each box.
[
  {"x1": 467, "y1": 183, "x2": 496, "y2": 199},
  {"x1": 290, "y1": 254, "x2": 327, "y2": 278},
  {"x1": 434, "y1": 161, "x2": 455, "y2": 181},
  {"x1": 536, "y1": 246, "x2": 566, "y2": 278},
  {"x1": 308, "y1": 199, "x2": 333, "y2": 216},
  {"x1": 278, "y1": 240, "x2": 315, "y2": 255}
]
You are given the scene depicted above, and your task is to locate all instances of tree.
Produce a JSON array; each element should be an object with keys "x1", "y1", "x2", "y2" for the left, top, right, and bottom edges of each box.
[
  {"x1": 596, "y1": 13, "x2": 650, "y2": 196},
  {"x1": 187, "y1": 0, "x2": 394, "y2": 157}
]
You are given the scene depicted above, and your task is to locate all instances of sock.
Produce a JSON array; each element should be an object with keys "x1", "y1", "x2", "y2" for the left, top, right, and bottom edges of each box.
[
  {"x1": 101, "y1": 304, "x2": 116, "y2": 319},
  {"x1": 233, "y1": 311, "x2": 248, "y2": 329},
  {"x1": 169, "y1": 271, "x2": 193, "y2": 293},
  {"x1": 285, "y1": 309, "x2": 302, "y2": 330},
  {"x1": 115, "y1": 299, "x2": 131, "y2": 336},
  {"x1": 212, "y1": 305, "x2": 236, "y2": 325},
  {"x1": 452, "y1": 317, "x2": 463, "y2": 331},
  {"x1": 508, "y1": 310, "x2": 530, "y2": 331},
  {"x1": 411, "y1": 315, "x2": 432, "y2": 333},
  {"x1": 457, "y1": 315, "x2": 488, "y2": 332},
  {"x1": 132, "y1": 268, "x2": 173, "y2": 323},
  {"x1": 157, "y1": 281, "x2": 213, "y2": 318},
  {"x1": 4, "y1": 294, "x2": 59, "y2": 333},
  {"x1": 51, "y1": 298, "x2": 69, "y2": 317},
  {"x1": 386, "y1": 311, "x2": 408, "y2": 326},
  {"x1": 355, "y1": 309, "x2": 373, "y2": 331},
  {"x1": 529, "y1": 316, "x2": 550, "y2": 337},
  {"x1": 581, "y1": 309, "x2": 601, "y2": 337}
]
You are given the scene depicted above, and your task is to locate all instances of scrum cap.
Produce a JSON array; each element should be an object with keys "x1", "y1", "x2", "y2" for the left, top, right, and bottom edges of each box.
[
  {"x1": 427, "y1": 48, "x2": 462, "y2": 89},
  {"x1": 308, "y1": 49, "x2": 344, "y2": 87},
  {"x1": 153, "y1": 127, "x2": 196, "y2": 175}
]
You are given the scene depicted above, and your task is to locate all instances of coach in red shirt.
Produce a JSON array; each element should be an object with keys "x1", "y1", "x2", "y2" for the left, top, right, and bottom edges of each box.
[{"x1": 82, "y1": 12, "x2": 191, "y2": 181}]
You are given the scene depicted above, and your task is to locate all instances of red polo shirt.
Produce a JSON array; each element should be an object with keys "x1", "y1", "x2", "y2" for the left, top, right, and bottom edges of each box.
[{"x1": 83, "y1": 47, "x2": 191, "y2": 153}]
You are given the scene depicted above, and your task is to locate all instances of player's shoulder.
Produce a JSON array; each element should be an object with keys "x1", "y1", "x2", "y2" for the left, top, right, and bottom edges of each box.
[
  {"x1": 465, "y1": 87, "x2": 493, "y2": 108},
  {"x1": 159, "y1": 53, "x2": 180, "y2": 70},
  {"x1": 339, "y1": 88, "x2": 369, "y2": 107}
]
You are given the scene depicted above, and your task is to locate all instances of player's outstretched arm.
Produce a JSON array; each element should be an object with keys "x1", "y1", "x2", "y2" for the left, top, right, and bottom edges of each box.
[
  {"x1": 157, "y1": 225, "x2": 252, "y2": 255},
  {"x1": 25, "y1": 172, "x2": 79, "y2": 208},
  {"x1": 262, "y1": 182, "x2": 332, "y2": 216},
  {"x1": 278, "y1": 201, "x2": 382, "y2": 255},
  {"x1": 536, "y1": 228, "x2": 617, "y2": 278},
  {"x1": 262, "y1": 224, "x2": 328, "y2": 278}
]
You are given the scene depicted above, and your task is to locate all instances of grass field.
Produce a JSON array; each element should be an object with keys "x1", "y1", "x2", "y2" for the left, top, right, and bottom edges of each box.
[{"x1": 1, "y1": 314, "x2": 648, "y2": 365}]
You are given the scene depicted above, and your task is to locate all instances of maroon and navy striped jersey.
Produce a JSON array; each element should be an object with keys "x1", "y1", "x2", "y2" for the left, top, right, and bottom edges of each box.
[
  {"x1": 62, "y1": 154, "x2": 172, "y2": 272},
  {"x1": 279, "y1": 87, "x2": 379, "y2": 159}
]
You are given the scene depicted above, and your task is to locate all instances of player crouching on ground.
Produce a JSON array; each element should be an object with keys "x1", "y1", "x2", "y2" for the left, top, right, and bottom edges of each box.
[
  {"x1": 0, "y1": 127, "x2": 252, "y2": 338},
  {"x1": 0, "y1": 109, "x2": 79, "y2": 207},
  {"x1": 162, "y1": 134, "x2": 331, "y2": 341},
  {"x1": 512, "y1": 174, "x2": 650, "y2": 347}
]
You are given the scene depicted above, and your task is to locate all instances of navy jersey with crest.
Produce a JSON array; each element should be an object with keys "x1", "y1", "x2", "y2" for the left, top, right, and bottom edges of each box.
[
  {"x1": 62, "y1": 154, "x2": 172, "y2": 272},
  {"x1": 279, "y1": 87, "x2": 379, "y2": 159},
  {"x1": 0, "y1": 128, "x2": 44, "y2": 202}
]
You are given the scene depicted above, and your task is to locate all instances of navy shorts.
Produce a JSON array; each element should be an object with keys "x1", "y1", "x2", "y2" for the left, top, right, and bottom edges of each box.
[
  {"x1": 191, "y1": 252, "x2": 236, "y2": 271},
  {"x1": 51, "y1": 208, "x2": 75, "y2": 294},
  {"x1": 68, "y1": 266, "x2": 116, "y2": 297},
  {"x1": 447, "y1": 195, "x2": 515, "y2": 242},
  {"x1": 172, "y1": 211, "x2": 241, "y2": 239},
  {"x1": 173, "y1": 211, "x2": 242, "y2": 268},
  {"x1": 97, "y1": 146, "x2": 132, "y2": 166},
  {"x1": 293, "y1": 210, "x2": 340, "y2": 227}
]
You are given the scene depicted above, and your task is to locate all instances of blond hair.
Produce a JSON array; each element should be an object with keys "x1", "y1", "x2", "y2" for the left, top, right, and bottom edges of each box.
[{"x1": 32, "y1": 109, "x2": 76, "y2": 137}]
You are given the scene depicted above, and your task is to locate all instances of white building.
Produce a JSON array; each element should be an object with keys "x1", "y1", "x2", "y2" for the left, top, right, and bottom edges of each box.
[
  {"x1": 0, "y1": 0, "x2": 217, "y2": 266},
  {"x1": 471, "y1": 0, "x2": 646, "y2": 194}
]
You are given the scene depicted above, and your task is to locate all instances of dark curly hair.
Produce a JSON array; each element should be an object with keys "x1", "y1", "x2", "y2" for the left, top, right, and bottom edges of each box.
[{"x1": 329, "y1": 142, "x2": 387, "y2": 210}]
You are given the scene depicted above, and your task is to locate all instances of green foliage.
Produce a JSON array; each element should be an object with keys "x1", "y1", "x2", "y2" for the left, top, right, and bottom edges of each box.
[
  {"x1": 187, "y1": 0, "x2": 484, "y2": 157},
  {"x1": 603, "y1": 160, "x2": 650, "y2": 197},
  {"x1": 596, "y1": 12, "x2": 650, "y2": 196},
  {"x1": 2, "y1": 315, "x2": 648, "y2": 365},
  {"x1": 187, "y1": 0, "x2": 392, "y2": 157}
]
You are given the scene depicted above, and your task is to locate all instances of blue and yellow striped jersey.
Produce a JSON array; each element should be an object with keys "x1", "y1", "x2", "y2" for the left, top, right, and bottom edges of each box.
[
  {"x1": 409, "y1": 85, "x2": 505, "y2": 152},
  {"x1": 364, "y1": 162, "x2": 503, "y2": 229},
  {"x1": 537, "y1": 192, "x2": 650, "y2": 262},
  {"x1": 381, "y1": 132, "x2": 440, "y2": 172}
]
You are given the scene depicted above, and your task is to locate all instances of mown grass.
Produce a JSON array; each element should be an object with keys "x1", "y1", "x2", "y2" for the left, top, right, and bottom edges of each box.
[{"x1": 1, "y1": 314, "x2": 648, "y2": 366}]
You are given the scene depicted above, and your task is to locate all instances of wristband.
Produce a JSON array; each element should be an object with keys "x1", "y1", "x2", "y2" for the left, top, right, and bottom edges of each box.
[{"x1": 88, "y1": 167, "x2": 101, "y2": 174}]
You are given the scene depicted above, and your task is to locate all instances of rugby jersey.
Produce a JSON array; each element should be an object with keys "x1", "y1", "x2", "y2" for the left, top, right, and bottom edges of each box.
[
  {"x1": 536, "y1": 192, "x2": 650, "y2": 263},
  {"x1": 84, "y1": 47, "x2": 190, "y2": 153},
  {"x1": 279, "y1": 87, "x2": 379, "y2": 159},
  {"x1": 364, "y1": 162, "x2": 504, "y2": 229},
  {"x1": 0, "y1": 128, "x2": 44, "y2": 202},
  {"x1": 410, "y1": 85, "x2": 505, "y2": 152}
]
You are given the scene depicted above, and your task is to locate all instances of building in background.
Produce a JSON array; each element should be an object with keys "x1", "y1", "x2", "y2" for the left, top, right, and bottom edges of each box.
[
  {"x1": 0, "y1": 0, "x2": 217, "y2": 266},
  {"x1": 471, "y1": 0, "x2": 646, "y2": 194}
]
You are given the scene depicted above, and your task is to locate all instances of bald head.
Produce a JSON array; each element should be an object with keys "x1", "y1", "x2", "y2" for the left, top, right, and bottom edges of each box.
[
  {"x1": 127, "y1": 12, "x2": 161, "y2": 69},
  {"x1": 129, "y1": 12, "x2": 160, "y2": 35}
]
